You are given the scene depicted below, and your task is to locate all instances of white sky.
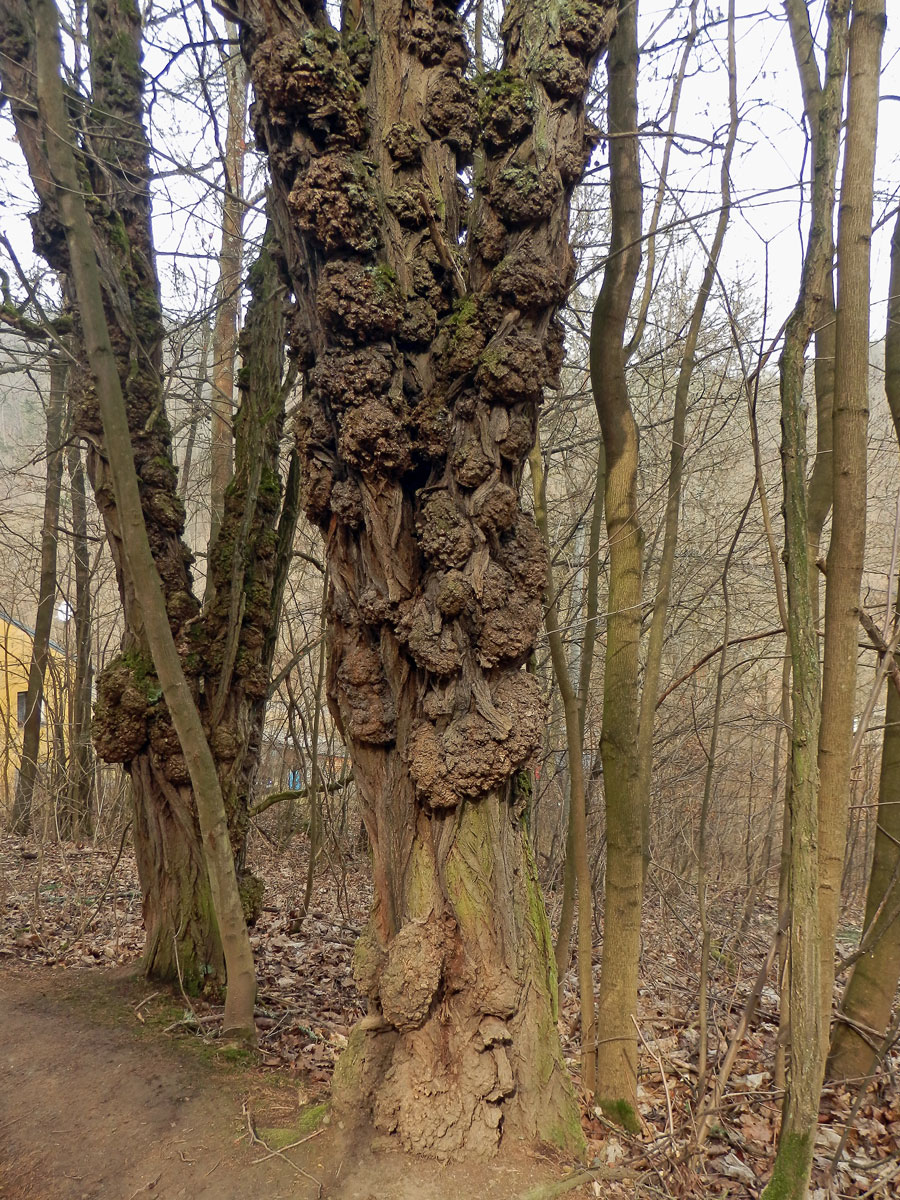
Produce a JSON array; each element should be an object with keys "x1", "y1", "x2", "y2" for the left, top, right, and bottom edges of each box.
[
  {"x1": 634, "y1": 1, "x2": 899, "y2": 346},
  {"x1": 0, "y1": 1, "x2": 897, "y2": 355}
]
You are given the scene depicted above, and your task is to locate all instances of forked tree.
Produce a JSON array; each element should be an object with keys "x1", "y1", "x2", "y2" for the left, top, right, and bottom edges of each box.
[{"x1": 229, "y1": 0, "x2": 616, "y2": 1155}]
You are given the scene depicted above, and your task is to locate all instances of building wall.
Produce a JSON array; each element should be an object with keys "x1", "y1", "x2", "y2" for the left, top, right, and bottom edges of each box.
[{"x1": 0, "y1": 618, "x2": 68, "y2": 816}]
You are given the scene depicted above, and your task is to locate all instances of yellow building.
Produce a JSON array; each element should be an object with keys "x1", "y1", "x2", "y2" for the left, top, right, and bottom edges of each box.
[{"x1": 0, "y1": 608, "x2": 69, "y2": 817}]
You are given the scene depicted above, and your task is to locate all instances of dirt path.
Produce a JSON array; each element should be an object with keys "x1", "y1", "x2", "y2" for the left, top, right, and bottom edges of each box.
[
  {"x1": 0, "y1": 966, "x2": 307, "y2": 1200},
  {"x1": 0, "y1": 966, "x2": 578, "y2": 1200}
]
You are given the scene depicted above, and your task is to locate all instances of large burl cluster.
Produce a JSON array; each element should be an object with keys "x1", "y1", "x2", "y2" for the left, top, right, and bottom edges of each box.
[{"x1": 242, "y1": 0, "x2": 615, "y2": 813}]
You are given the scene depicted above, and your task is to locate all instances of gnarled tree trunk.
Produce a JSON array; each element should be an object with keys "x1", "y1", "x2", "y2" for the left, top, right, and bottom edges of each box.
[
  {"x1": 0, "y1": 0, "x2": 297, "y2": 994},
  {"x1": 236, "y1": 0, "x2": 616, "y2": 1155}
]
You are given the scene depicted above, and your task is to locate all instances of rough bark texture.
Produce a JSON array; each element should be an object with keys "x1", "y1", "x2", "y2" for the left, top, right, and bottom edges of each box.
[
  {"x1": 588, "y1": 0, "x2": 643, "y2": 1126},
  {"x1": 235, "y1": 0, "x2": 615, "y2": 1157},
  {"x1": 828, "y1": 205, "x2": 900, "y2": 1082},
  {"x1": 0, "y1": 0, "x2": 295, "y2": 991}
]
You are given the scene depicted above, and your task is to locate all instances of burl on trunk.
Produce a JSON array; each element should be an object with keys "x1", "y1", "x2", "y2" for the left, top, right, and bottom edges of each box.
[{"x1": 235, "y1": 0, "x2": 616, "y2": 1156}]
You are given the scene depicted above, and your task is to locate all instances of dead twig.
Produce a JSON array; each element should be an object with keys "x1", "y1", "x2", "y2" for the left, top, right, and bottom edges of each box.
[
  {"x1": 517, "y1": 1164, "x2": 641, "y2": 1200},
  {"x1": 242, "y1": 1102, "x2": 323, "y2": 1197},
  {"x1": 251, "y1": 1125, "x2": 324, "y2": 1164},
  {"x1": 73, "y1": 820, "x2": 132, "y2": 941},
  {"x1": 127, "y1": 1175, "x2": 162, "y2": 1199},
  {"x1": 633, "y1": 1014, "x2": 675, "y2": 1139}
]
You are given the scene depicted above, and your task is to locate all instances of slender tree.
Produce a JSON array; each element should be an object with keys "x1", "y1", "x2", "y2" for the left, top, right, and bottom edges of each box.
[
  {"x1": 762, "y1": 5, "x2": 848, "y2": 1196},
  {"x1": 530, "y1": 433, "x2": 598, "y2": 1090},
  {"x1": 815, "y1": 0, "x2": 885, "y2": 1058},
  {"x1": 589, "y1": 0, "x2": 644, "y2": 1126},
  {"x1": 828, "y1": 204, "x2": 900, "y2": 1082},
  {"x1": 62, "y1": 428, "x2": 96, "y2": 837},
  {"x1": 12, "y1": 352, "x2": 65, "y2": 832},
  {"x1": 24, "y1": 0, "x2": 260, "y2": 1037}
]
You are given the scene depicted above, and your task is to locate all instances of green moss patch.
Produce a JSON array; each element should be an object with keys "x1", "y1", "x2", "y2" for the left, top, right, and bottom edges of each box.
[
  {"x1": 256, "y1": 1102, "x2": 330, "y2": 1148},
  {"x1": 597, "y1": 1096, "x2": 641, "y2": 1135}
]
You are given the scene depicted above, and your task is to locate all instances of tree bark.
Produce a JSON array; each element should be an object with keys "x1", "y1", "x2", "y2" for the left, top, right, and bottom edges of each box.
[
  {"x1": 589, "y1": 0, "x2": 644, "y2": 1128},
  {"x1": 29, "y1": 0, "x2": 258, "y2": 1039},
  {"x1": 236, "y1": 0, "x2": 615, "y2": 1156},
  {"x1": 0, "y1": 0, "x2": 297, "y2": 990},
  {"x1": 62, "y1": 430, "x2": 95, "y2": 838},
  {"x1": 12, "y1": 353, "x2": 66, "y2": 833},
  {"x1": 762, "y1": 6, "x2": 848, "y2": 1196},
  {"x1": 209, "y1": 26, "x2": 247, "y2": 546},
  {"x1": 828, "y1": 205, "x2": 900, "y2": 1083},
  {"x1": 815, "y1": 0, "x2": 885, "y2": 1060}
]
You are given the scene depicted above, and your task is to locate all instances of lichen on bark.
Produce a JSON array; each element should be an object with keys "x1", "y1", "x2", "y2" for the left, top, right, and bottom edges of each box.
[{"x1": 234, "y1": 0, "x2": 616, "y2": 1158}]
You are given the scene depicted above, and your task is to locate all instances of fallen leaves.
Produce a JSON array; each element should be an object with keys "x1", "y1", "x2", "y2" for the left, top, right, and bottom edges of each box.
[{"x1": 2, "y1": 833, "x2": 898, "y2": 1198}]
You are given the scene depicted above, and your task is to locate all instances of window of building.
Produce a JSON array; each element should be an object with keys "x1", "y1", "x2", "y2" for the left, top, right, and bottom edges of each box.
[{"x1": 16, "y1": 692, "x2": 40, "y2": 726}]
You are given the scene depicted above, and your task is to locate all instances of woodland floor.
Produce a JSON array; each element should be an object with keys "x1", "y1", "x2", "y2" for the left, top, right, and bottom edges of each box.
[{"x1": 1, "y1": 831, "x2": 899, "y2": 1199}]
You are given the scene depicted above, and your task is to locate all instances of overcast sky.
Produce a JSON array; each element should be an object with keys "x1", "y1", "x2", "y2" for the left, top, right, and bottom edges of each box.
[{"x1": 0, "y1": 1, "x2": 897, "y2": 357}]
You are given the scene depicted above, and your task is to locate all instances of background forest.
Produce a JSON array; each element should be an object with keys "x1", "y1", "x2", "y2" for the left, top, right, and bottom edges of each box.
[{"x1": 1, "y1": 0, "x2": 899, "y2": 1197}]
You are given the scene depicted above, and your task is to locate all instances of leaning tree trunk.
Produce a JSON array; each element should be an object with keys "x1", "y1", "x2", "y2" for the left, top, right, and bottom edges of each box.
[
  {"x1": 13, "y1": 353, "x2": 66, "y2": 834},
  {"x1": 29, "y1": 0, "x2": 260, "y2": 1037},
  {"x1": 0, "y1": 0, "x2": 296, "y2": 993},
  {"x1": 236, "y1": 0, "x2": 616, "y2": 1156}
]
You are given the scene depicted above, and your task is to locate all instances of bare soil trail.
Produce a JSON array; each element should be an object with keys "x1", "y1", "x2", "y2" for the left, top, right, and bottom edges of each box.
[{"x1": 0, "y1": 966, "x2": 578, "y2": 1200}]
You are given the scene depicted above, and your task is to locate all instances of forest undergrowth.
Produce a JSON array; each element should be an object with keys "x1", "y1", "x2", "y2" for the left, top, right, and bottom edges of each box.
[{"x1": 2, "y1": 829, "x2": 898, "y2": 1199}]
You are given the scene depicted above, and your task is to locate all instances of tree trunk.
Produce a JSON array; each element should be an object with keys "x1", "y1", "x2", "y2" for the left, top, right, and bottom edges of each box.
[
  {"x1": 209, "y1": 26, "x2": 247, "y2": 547},
  {"x1": 0, "y1": 0, "x2": 296, "y2": 992},
  {"x1": 30, "y1": 0, "x2": 258, "y2": 1038},
  {"x1": 237, "y1": 0, "x2": 616, "y2": 1155},
  {"x1": 762, "y1": 7, "x2": 848, "y2": 1196},
  {"x1": 589, "y1": 0, "x2": 644, "y2": 1128},
  {"x1": 784, "y1": 0, "x2": 838, "y2": 630},
  {"x1": 815, "y1": 0, "x2": 884, "y2": 1060},
  {"x1": 531, "y1": 437, "x2": 597, "y2": 1092},
  {"x1": 62, "y1": 431, "x2": 96, "y2": 838},
  {"x1": 828, "y1": 204, "x2": 900, "y2": 1083},
  {"x1": 551, "y1": 445, "x2": 604, "y2": 1012},
  {"x1": 12, "y1": 353, "x2": 66, "y2": 833}
]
